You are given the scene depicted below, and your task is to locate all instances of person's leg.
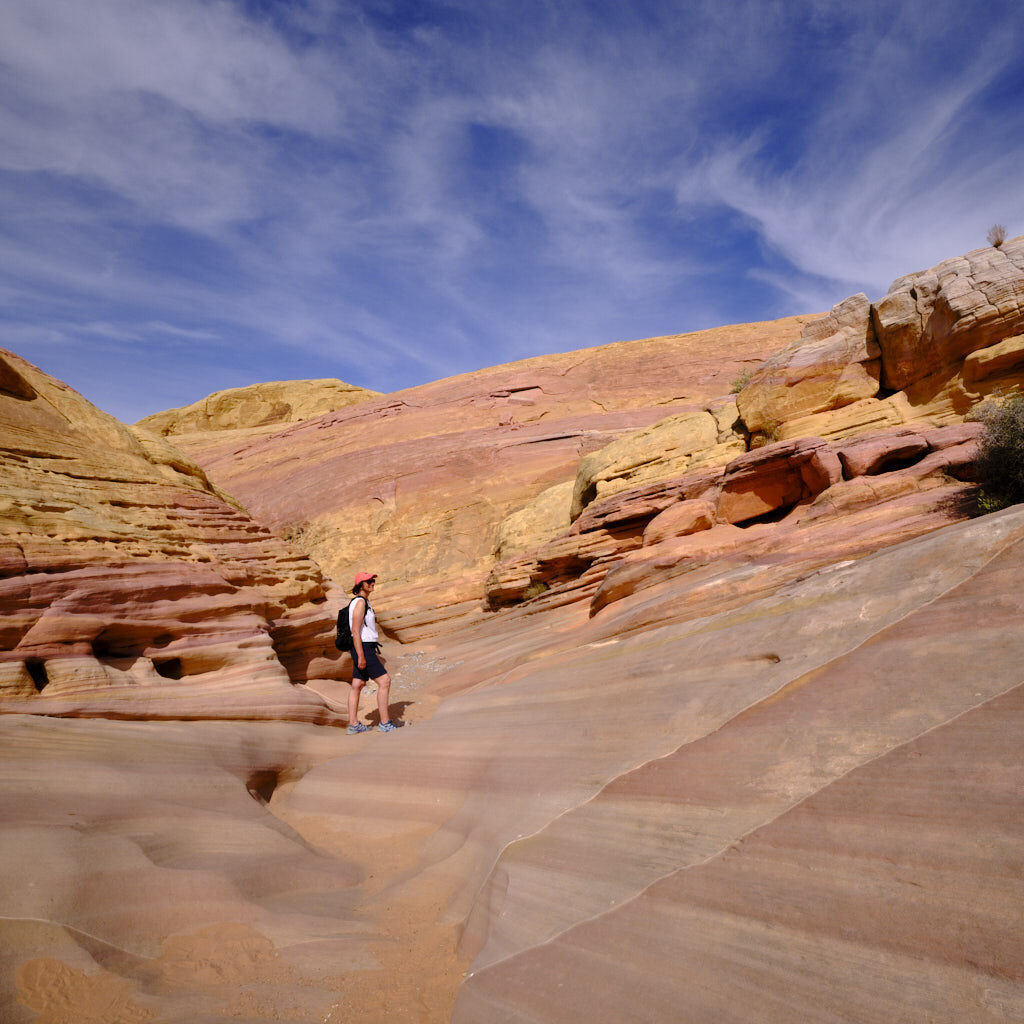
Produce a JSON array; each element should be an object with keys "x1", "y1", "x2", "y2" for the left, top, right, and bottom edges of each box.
[
  {"x1": 373, "y1": 673, "x2": 391, "y2": 725},
  {"x1": 348, "y1": 678, "x2": 365, "y2": 726}
]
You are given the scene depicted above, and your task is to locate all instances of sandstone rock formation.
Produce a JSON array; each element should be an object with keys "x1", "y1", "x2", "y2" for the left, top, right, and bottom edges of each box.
[
  {"x1": 735, "y1": 235, "x2": 1024, "y2": 444},
  {"x1": 874, "y1": 237, "x2": 1024, "y2": 390},
  {"x1": 484, "y1": 421, "x2": 979, "y2": 613},
  {"x1": 3, "y1": 237, "x2": 1024, "y2": 1024},
  {"x1": 0, "y1": 348, "x2": 348, "y2": 722},
  {"x1": 736, "y1": 292, "x2": 881, "y2": 434},
  {"x1": 569, "y1": 404, "x2": 744, "y2": 520},
  {"x1": 493, "y1": 480, "x2": 575, "y2": 561},
  {"x1": 6, "y1": 496, "x2": 1020, "y2": 1024},
  {"x1": 277, "y1": 505, "x2": 1024, "y2": 1024},
  {"x1": 167, "y1": 316, "x2": 813, "y2": 640},
  {"x1": 480, "y1": 242, "x2": 1021, "y2": 594},
  {"x1": 136, "y1": 378, "x2": 380, "y2": 437},
  {"x1": 0, "y1": 716, "x2": 467, "y2": 1024}
]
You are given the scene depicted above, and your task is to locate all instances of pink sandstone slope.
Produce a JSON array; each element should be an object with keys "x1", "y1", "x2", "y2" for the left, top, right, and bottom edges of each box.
[
  {"x1": 3, "y1": 501, "x2": 1023, "y2": 1023},
  {"x1": 169, "y1": 316, "x2": 815, "y2": 639},
  {"x1": 273, "y1": 505, "x2": 1024, "y2": 1024}
]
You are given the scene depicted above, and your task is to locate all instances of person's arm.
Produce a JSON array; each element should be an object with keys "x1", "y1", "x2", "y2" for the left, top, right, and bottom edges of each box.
[{"x1": 351, "y1": 598, "x2": 367, "y2": 670}]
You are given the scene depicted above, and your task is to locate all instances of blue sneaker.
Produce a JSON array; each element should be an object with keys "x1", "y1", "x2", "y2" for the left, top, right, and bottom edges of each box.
[
  {"x1": 377, "y1": 721, "x2": 397, "y2": 733},
  {"x1": 347, "y1": 722, "x2": 369, "y2": 734}
]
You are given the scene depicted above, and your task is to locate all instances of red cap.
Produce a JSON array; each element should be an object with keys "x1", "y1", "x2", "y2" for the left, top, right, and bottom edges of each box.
[{"x1": 354, "y1": 572, "x2": 377, "y2": 586}]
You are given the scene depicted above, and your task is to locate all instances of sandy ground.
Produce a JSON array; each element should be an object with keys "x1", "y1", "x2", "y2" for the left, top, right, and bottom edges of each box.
[
  {"x1": 2, "y1": 655, "x2": 469, "y2": 1024},
  {"x1": 13, "y1": 893, "x2": 468, "y2": 1024}
]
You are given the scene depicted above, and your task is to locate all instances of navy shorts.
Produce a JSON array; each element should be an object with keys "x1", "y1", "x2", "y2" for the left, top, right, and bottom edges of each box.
[{"x1": 350, "y1": 642, "x2": 385, "y2": 682}]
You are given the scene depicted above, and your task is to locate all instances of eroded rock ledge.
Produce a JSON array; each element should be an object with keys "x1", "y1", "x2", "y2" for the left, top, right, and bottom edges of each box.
[
  {"x1": 484, "y1": 236, "x2": 1024, "y2": 623},
  {"x1": 0, "y1": 349, "x2": 348, "y2": 723},
  {"x1": 485, "y1": 422, "x2": 980, "y2": 613},
  {"x1": 737, "y1": 235, "x2": 1024, "y2": 442}
]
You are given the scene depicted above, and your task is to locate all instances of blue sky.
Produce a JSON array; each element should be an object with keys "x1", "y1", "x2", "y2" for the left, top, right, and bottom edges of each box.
[{"x1": 1, "y1": 0, "x2": 1022, "y2": 422}]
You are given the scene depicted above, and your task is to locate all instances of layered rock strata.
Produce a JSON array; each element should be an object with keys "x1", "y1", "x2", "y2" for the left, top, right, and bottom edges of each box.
[
  {"x1": 736, "y1": 235, "x2": 1024, "y2": 443},
  {"x1": 569, "y1": 401, "x2": 745, "y2": 520},
  {"x1": 166, "y1": 317, "x2": 813, "y2": 640},
  {"x1": 0, "y1": 349, "x2": 347, "y2": 722},
  {"x1": 136, "y1": 377, "x2": 380, "y2": 436},
  {"x1": 480, "y1": 238, "x2": 1021, "y2": 617},
  {"x1": 275, "y1": 506, "x2": 1024, "y2": 1024},
  {"x1": 485, "y1": 422, "x2": 980, "y2": 612},
  {"x1": 735, "y1": 292, "x2": 881, "y2": 435}
]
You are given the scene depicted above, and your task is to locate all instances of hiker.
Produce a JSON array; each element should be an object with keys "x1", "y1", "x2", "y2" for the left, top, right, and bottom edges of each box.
[{"x1": 345, "y1": 572, "x2": 395, "y2": 734}]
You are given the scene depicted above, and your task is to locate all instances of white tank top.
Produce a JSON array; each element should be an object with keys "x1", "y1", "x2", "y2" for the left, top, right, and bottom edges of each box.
[{"x1": 349, "y1": 597, "x2": 378, "y2": 643}]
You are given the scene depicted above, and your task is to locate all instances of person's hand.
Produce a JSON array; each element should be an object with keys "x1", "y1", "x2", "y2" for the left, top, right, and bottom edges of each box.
[{"x1": 358, "y1": 655, "x2": 366, "y2": 670}]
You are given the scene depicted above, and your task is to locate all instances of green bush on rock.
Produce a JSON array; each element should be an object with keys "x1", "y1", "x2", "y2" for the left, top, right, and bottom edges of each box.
[
  {"x1": 730, "y1": 367, "x2": 755, "y2": 394},
  {"x1": 973, "y1": 393, "x2": 1024, "y2": 512}
]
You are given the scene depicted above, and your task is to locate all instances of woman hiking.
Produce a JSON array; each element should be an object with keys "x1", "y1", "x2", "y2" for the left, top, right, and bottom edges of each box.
[{"x1": 346, "y1": 572, "x2": 395, "y2": 734}]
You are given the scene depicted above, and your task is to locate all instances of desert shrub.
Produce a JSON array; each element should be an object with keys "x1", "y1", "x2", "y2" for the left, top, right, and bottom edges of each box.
[
  {"x1": 730, "y1": 367, "x2": 755, "y2": 394},
  {"x1": 987, "y1": 224, "x2": 1008, "y2": 248},
  {"x1": 973, "y1": 393, "x2": 1024, "y2": 512},
  {"x1": 965, "y1": 391, "x2": 1003, "y2": 423},
  {"x1": 521, "y1": 580, "x2": 550, "y2": 600}
]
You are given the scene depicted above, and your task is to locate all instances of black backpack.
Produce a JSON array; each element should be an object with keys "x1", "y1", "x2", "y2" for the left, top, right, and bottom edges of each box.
[{"x1": 335, "y1": 597, "x2": 366, "y2": 650}]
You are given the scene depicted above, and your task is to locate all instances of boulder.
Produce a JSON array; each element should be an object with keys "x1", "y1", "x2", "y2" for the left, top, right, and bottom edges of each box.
[
  {"x1": 872, "y1": 236, "x2": 1024, "y2": 391},
  {"x1": 834, "y1": 429, "x2": 930, "y2": 478},
  {"x1": 570, "y1": 410, "x2": 741, "y2": 521},
  {"x1": 494, "y1": 481, "x2": 574, "y2": 561},
  {"x1": 136, "y1": 378, "x2": 381, "y2": 436},
  {"x1": 717, "y1": 438, "x2": 836, "y2": 525},
  {"x1": 642, "y1": 499, "x2": 716, "y2": 546},
  {"x1": 708, "y1": 397, "x2": 743, "y2": 440},
  {"x1": 736, "y1": 293, "x2": 881, "y2": 435}
]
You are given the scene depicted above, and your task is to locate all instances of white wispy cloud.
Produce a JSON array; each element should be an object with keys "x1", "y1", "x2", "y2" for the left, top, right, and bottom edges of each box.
[
  {"x1": 671, "y1": 3, "x2": 1024, "y2": 296},
  {"x1": 0, "y1": 0, "x2": 1021, "y2": 419}
]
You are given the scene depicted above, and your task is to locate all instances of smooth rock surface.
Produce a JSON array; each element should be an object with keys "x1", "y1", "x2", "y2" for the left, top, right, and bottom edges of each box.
[
  {"x1": 270, "y1": 508, "x2": 1024, "y2": 1024},
  {"x1": 175, "y1": 317, "x2": 812, "y2": 640},
  {"x1": 0, "y1": 716, "x2": 468, "y2": 1024},
  {"x1": 136, "y1": 378, "x2": 380, "y2": 436}
]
